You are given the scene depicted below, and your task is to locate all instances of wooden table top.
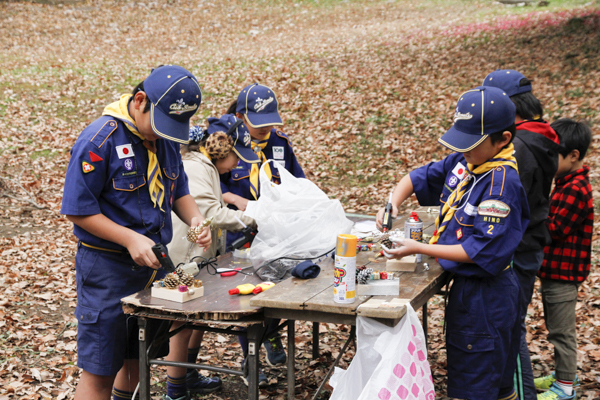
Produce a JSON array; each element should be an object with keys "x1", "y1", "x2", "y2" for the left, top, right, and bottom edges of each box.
[
  {"x1": 250, "y1": 209, "x2": 448, "y2": 323},
  {"x1": 122, "y1": 208, "x2": 448, "y2": 324}
]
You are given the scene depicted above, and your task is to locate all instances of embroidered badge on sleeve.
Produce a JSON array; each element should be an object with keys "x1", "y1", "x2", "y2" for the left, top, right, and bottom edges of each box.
[{"x1": 82, "y1": 161, "x2": 95, "y2": 173}]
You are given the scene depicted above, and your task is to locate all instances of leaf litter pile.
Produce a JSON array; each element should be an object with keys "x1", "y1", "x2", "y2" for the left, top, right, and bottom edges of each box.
[{"x1": 1, "y1": 0, "x2": 599, "y2": 398}]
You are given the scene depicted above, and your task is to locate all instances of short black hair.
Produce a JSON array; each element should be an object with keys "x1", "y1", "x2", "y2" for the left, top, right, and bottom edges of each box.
[
  {"x1": 551, "y1": 118, "x2": 592, "y2": 160},
  {"x1": 489, "y1": 123, "x2": 516, "y2": 148},
  {"x1": 510, "y1": 79, "x2": 543, "y2": 120},
  {"x1": 226, "y1": 100, "x2": 237, "y2": 115},
  {"x1": 132, "y1": 81, "x2": 151, "y2": 113}
]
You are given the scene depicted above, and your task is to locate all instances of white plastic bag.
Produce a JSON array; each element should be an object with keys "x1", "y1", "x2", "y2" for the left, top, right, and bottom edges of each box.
[
  {"x1": 244, "y1": 160, "x2": 353, "y2": 268},
  {"x1": 329, "y1": 304, "x2": 435, "y2": 400}
]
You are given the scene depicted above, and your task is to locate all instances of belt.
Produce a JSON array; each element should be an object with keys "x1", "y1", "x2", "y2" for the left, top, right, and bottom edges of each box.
[{"x1": 80, "y1": 241, "x2": 127, "y2": 255}]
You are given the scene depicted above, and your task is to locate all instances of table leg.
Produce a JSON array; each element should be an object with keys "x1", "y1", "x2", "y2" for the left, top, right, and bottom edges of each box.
[
  {"x1": 422, "y1": 301, "x2": 428, "y2": 349},
  {"x1": 287, "y1": 320, "x2": 295, "y2": 400},
  {"x1": 138, "y1": 317, "x2": 150, "y2": 400},
  {"x1": 312, "y1": 322, "x2": 319, "y2": 359},
  {"x1": 246, "y1": 324, "x2": 262, "y2": 400}
]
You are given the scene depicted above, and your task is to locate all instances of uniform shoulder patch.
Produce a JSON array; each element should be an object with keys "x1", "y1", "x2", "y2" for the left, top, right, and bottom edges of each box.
[
  {"x1": 90, "y1": 119, "x2": 119, "y2": 149},
  {"x1": 478, "y1": 200, "x2": 510, "y2": 218}
]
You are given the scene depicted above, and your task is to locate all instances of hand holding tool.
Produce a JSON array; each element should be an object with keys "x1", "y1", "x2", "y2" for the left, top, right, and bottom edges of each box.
[
  {"x1": 151, "y1": 243, "x2": 176, "y2": 273},
  {"x1": 382, "y1": 192, "x2": 394, "y2": 233},
  {"x1": 230, "y1": 216, "x2": 257, "y2": 251}
]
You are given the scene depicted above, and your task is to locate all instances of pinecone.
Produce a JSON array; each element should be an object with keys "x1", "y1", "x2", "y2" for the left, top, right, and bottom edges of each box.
[
  {"x1": 178, "y1": 272, "x2": 195, "y2": 287},
  {"x1": 163, "y1": 273, "x2": 179, "y2": 289},
  {"x1": 381, "y1": 237, "x2": 393, "y2": 249},
  {"x1": 357, "y1": 268, "x2": 373, "y2": 285},
  {"x1": 186, "y1": 226, "x2": 204, "y2": 243}
]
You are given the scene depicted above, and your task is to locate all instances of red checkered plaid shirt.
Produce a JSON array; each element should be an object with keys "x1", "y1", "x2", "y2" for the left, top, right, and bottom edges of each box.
[{"x1": 539, "y1": 166, "x2": 594, "y2": 282}]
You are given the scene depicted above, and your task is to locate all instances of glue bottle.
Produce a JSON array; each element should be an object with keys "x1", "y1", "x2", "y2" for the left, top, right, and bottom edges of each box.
[
  {"x1": 228, "y1": 284, "x2": 255, "y2": 295},
  {"x1": 252, "y1": 282, "x2": 275, "y2": 294},
  {"x1": 334, "y1": 234, "x2": 357, "y2": 304},
  {"x1": 405, "y1": 211, "x2": 423, "y2": 262}
]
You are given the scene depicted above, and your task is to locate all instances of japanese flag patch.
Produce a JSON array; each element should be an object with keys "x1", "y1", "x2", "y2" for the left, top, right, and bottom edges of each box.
[
  {"x1": 82, "y1": 161, "x2": 95, "y2": 173},
  {"x1": 116, "y1": 144, "x2": 134, "y2": 159},
  {"x1": 451, "y1": 162, "x2": 467, "y2": 180}
]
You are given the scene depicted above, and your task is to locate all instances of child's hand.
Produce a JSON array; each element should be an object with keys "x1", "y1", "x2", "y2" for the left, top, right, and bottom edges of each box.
[
  {"x1": 234, "y1": 196, "x2": 249, "y2": 212},
  {"x1": 383, "y1": 238, "x2": 420, "y2": 259},
  {"x1": 126, "y1": 233, "x2": 162, "y2": 269},
  {"x1": 375, "y1": 205, "x2": 398, "y2": 230},
  {"x1": 191, "y1": 217, "x2": 212, "y2": 251}
]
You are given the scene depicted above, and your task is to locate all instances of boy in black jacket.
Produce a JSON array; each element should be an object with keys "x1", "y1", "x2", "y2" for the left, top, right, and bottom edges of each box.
[{"x1": 483, "y1": 69, "x2": 563, "y2": 400}]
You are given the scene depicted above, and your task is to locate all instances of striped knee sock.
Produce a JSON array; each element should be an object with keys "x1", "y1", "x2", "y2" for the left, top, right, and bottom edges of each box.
[
  {"x1": 498, "y1": 387, "x2": 518, "y2": 400},
  {"x1": 112, "y1": 388, "x2": 138, "y2": 400},
  {"x1": 187, "y1": 347, "x2": 200, "y2": 374},
  {"x1": 166, "y1": 375, "x2": 187, "y2": 399}
]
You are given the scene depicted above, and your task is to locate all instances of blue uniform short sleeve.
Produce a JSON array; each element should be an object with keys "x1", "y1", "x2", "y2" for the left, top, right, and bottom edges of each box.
[
  {"x1": 61, "y1": 123, "x2": 111, "y2": 216},
  {"x1": 411, "y1": 152, "x2": 465, "y2": 207}
]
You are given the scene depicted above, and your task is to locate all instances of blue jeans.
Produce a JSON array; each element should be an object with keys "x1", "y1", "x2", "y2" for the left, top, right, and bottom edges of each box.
[{"x1": 513, "y1": 250, "x2": 543, "y2": 400}]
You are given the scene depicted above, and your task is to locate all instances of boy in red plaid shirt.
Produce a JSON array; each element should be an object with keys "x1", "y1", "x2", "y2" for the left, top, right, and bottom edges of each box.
[{"x1": 534, "y1": 118, "x2": 594, "y2": 400}]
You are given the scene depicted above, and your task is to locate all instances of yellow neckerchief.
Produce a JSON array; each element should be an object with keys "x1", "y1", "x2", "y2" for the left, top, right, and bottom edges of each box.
[
  {"x1": 248, "y1": 133, "x2": 273, "y2": 200},
  {"x1": 429, "y1": 144, "x2": 518, "y2": 244},
  {"x1": 199, "y1": 146, "x2": 211, "y2": 160},
  {"x1": 103, "y1": 94, "x2": 165, "y2": 211}
]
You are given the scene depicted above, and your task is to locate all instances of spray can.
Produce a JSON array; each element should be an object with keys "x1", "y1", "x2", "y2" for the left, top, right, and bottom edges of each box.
[
  {"x1": 334, "y1": 234, "x2": 357, "y2": 304},
  {"x1": 405, "y1": 211, "x2": 423, "y2": 263}
]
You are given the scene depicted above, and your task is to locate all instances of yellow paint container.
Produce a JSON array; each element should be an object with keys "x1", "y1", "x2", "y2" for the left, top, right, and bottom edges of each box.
[{"x1": 334, "y1": 234, "x2": 357, "y2": 304}]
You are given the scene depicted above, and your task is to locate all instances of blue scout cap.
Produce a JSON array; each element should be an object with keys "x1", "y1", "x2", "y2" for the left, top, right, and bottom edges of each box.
[
  {"x1": 144, "y1": 65, "x2": 202, "y2": 144},
  {"x1": 206, "y1": 115, "x2": 259, "y2": 163},
  {"x1": 236, "y1": 83, "x2": 283, "y2": 128},
  {"x1": 482, "y1": 69, "x2": 532, "y2": 97},
  {"x1": 438, "y1": 86, "x2": 516, "y2": 152}
]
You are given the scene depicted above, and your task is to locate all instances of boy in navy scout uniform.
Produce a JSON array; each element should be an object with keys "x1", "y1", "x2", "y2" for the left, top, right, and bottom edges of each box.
[
  {"x1": 61, "y1": 65, "x2": 211, "y2": 400},
  {"x1": 377, "y1": 86, "x2": 530, "y2": 400},
  {"x1": 483, "y1": 69, "x2": 562, "y2": 400},
  {"x1": 219, "y1": 84, "x2": 304, "y2": 373}
]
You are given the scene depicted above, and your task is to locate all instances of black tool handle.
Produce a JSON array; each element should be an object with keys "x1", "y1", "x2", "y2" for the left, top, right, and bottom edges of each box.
[
  {"x1": 230, "y1": 226, "x2": 257, "y2": 251},
  {"x1": 382, "y1": 203, "x2": 393, "y2": 232},
  {"x1": 151, "y1": 243, "x2": 176, "y2": 273}
]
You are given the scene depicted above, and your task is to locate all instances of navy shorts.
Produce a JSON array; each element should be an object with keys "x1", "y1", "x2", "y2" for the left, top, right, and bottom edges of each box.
[
  {"x1": 445, "y1": 268, "x2": 521, "y2": 400},
  {"x1": 75, "y1": 246, "x2": 168, "y2": 376}
]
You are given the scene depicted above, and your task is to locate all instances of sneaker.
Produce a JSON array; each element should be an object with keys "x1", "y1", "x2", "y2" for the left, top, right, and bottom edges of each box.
[
  {"x1": 535, "y1": 372, "x2": 580, "y2": 391},
  {"x1": 241, "y1": 358, "x2": 268, "y2": 387},
  {"x1": 186, "y1": 369, "x2": 222, "y2": 394},
  {"x1": 537, "y1": 383, "x2": 576, "y2": 400},
  {"x1": 162, "y1": 393, "x2": 190, "y2": 400},
  {"x1": 263, "y1": 335, "x2": 286, "y2": 366}
]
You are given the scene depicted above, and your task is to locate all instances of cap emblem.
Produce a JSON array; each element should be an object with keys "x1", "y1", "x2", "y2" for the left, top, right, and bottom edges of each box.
[
  {"x1": 243, "y1": 132, "x2": 251, "y2": 147},
  {"x1": 454, "y1": 110, "x2": 473, "y2": 122},
  {"x1": 169, "y1": 98, "x2": 198, "y2": 115},
  {"x1": 254, "y1": 96, "x2": 274, "y2": 112}
]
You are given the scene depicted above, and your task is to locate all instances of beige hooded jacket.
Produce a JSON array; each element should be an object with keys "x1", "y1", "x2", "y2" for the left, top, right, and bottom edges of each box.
[{"x1": 168, "y1": 151, "x2": 256, "y2": 266}]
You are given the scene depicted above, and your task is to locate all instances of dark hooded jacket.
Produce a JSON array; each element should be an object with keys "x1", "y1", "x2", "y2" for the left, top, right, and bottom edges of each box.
[{"x1": 513, "y1": 120, "x2": 562, "y2": 253}]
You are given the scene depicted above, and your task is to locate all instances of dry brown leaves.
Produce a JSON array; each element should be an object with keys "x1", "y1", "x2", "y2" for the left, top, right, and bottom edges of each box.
[{"x1": 0, "y1": 0, "x2": 599, "y2": 398}]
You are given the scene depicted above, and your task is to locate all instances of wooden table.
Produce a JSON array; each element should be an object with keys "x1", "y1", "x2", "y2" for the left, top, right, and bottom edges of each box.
[
  {"x1": 122, "y1": 209, "x2": 449, "y2": 400},
  {"x1": 250, "y1": 209, "x2": 449, "y2": 399}
]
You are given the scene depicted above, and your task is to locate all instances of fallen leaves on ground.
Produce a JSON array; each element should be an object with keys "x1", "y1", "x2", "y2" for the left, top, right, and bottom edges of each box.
[{"x1": 0, "y1": 0, "x2": 599, "y2": 398}]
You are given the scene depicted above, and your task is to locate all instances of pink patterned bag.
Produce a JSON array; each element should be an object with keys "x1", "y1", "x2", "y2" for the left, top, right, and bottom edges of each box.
[{"x1": 329, "y1": 304, "x2": 435, "y2": 400}]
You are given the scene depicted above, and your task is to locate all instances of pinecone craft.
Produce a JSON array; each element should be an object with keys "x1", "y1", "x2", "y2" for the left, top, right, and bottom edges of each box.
[
  {"x1": 178, "y1": 272, "x2": 195, "y2": 287},
  {"x1": 357, "y1": 268, "x2": 373, "y2": 285},
  {"x1": 380, "y1": 236, "x2": 393, "y2": 250},
  {"x1": 163, "y1": 273, "x2": 179, "y2": 289},
  {"x1": 186, "y1": 217, "x2": 214, "y2": 243}
]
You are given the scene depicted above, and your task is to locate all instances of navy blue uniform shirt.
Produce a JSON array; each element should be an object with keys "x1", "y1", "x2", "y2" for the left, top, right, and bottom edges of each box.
[
  {"x1": 410, "y1": 152, "x2": 530, "y2": 277},
  {"x1": 61, "y1": 115, "x2": 189, "y2": 250}
]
